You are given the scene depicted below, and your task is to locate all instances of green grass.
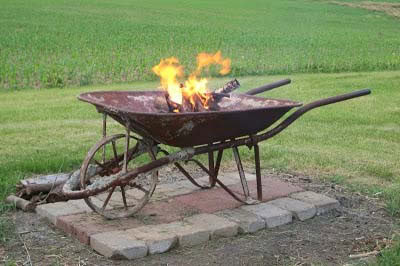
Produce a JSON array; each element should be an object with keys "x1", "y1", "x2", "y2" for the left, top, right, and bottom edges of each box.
[
  {"x1": 376, "y1": 239, "x2": 400, "y2": 266},
  {"x1": 1, "y1": 0, "x2": 400, "y2": 89},
  {"x1": 1, "y1": 71, "x2": 399, "y2": 208},
  {"x1": 1, "y1": 71, "x2": 399, "y2": 265}
]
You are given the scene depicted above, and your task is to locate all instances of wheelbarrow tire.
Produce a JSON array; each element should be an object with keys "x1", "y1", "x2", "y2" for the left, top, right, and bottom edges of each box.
[{"x1": 80, "y1": 133, "x2": 158, "y2": 219}]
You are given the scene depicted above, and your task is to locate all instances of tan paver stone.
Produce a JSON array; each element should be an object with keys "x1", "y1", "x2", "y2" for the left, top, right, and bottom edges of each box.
[
  {"x1": 184, "y1": 213, "x2": 239, "y2": 239},
  {"x1": 242, "y1": 202, "x2": 292, "y2": 228},
  {"x1": 36, "y1": 202, "x2": 84, "y2": 225},
  {"x1": 125, "y1": 187, "x2": 170, "y2": 203},
  {"x1": 290, "y1": 191, "x2": 339, "y2": 215},
  {"x1": 90, "y1": 230, "x2": 148, "y2": 259},
  {"x1": 216, "y1": 208, "x2": 266, "y2": 233},
  {"x1": 156, "y1": 181, "x2": 198, "y2": 197},
  {"x1": 95, "y1": 191, "x2": 137, "y2": 208},
  {"x1": 125, "y1": 188, "x2": 146, "y2": 199},
  {"x1": 126, "y1": 225, "x2": 178, "y2": 254},
  {"x1": 157, "y1": 221, "x2": 210, "y2": 247},
  {"x1": 269, "y1": 197, "x2": 316, "y2": 221},
  {"x1": 190, "y1": 176, "x2": 212, "y2": 186},
  {"x1": 223, "y1": 172, "x2": 257, "y2": 182},
  {"x1": 196, "y1": 172, "x2": 248, "y2": 187},
  {"x1": 69, "y1": 199, "x2": 93, "y2": 213}
]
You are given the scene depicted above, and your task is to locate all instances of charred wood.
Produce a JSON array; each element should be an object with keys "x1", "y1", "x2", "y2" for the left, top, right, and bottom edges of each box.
[
  {"x1": 162, "y1": 79, "x2": 240, "y2": 113},
  {"x1": 215, "y1": 79, "x2": 240, "y2": 94}
]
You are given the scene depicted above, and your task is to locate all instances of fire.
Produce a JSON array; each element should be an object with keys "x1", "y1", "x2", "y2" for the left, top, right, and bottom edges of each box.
[
  {"x1": 195, "y1": 51, "x2": 231, "y2": 76},
  {"x1": 152, "y1": 51, "x2": 231, "y2": 112},
  {"x1": 152, "y1": 57, "x2": 184, "y2": 104}
]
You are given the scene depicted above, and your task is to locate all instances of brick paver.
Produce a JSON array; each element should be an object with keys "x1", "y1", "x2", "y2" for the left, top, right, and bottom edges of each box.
[
  {"x1": 216, "y1": 208, "x2": 266, "y2": 233},
  {"x1": 126, "y1": 225, "x2": 178, "y2": 254},
  {"x1": 90, "y1": 230, "x2": 148, "y2": 259},
  {"x1": 157, "y1": 221, "x2": 211, "y2": 247},
  {"x1": 242, "y1": 202, "x2": 292, "y2": 228},
  {"x1": 184, "y1": 213, "x2": 239, "y2": 239},
  {"x1": 36, "y1": 202, "x2": 85, "y2": 225},
  {"x1": 269, "y1": 197, "x2": 316, "y2": 221},
  {"x1": 56, "y1": 212, "x2": 146, "y2": 245},
  {"x1": 290, "y1": 191, "x2": 339, "y2": 215}
]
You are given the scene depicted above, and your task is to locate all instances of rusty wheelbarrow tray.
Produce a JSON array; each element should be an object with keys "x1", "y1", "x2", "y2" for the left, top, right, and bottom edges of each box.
[
  {"x1": 63, "y1": 79, "x2": 371, "y2": 219},
  {"x1": 77, "y1": 91, "x2": 302, "y2": 147}
]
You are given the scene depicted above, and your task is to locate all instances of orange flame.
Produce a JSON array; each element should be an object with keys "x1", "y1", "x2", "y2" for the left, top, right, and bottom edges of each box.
[
  {"x1": 152, "y1": 57, "x2": 184, "y2": 104},
  {"x1": 195, "y1": 51, "x2": 231, "y2": 75},
  {"x1": 152, "y1": 51, "x2": 231, "y2": 111}
]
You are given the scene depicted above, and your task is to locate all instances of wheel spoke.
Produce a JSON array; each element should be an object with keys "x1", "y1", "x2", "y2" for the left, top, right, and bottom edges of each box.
[
  {"x1": 101, "y1": 186, "x2": 116, "y2": 212},
  {"x1": 120, "y1": 186, "x2": 128, "y2": 210},
  {"x1": 126, "y1": 143, "x2": 139, "y2": 165},
  {"x1": 111, "y1": 140, "x2": 118, "y2": 162}
]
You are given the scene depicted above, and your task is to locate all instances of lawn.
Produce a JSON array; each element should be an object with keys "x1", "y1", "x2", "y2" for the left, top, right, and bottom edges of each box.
[
  {"x1": 1, "y1": 0, "x2": 400, "y2": 89},
  {"x1": 1, "y1": 71, "x2": 399, "y2": 213}
]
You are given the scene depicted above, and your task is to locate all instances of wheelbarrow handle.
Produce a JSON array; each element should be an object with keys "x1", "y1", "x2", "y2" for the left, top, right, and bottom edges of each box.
[
  {"x1": 297, "y1": 88, "x2": 371, "y2": 110},
  {"x1": 245, "y1": 79, "x2": 291, "y2": 95},
  {"x1": 258, "y1": 89, "x2": 371, "y2": 142}
]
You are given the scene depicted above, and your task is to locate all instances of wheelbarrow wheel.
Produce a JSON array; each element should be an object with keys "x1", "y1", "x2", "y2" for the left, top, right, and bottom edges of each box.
[{"x1": 80, "y1": 133, "x2": 158, "y2": 219}]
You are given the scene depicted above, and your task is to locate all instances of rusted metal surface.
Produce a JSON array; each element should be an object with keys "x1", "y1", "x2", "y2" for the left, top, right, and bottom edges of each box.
[
  {"x1": 192, "y1": 89, "x2": 371, "y2": 156},
  {"x1": 232, "y1": 146, "x2": 250, "y2": 200},
  {"x1": 208, "y1": 151, "x2": 216, "y2": 186},
  {"x1": 78, "y1": 91, "x2": 302, "y2": 147},
  {"x1": 254, "y1": 143, "x2": 262, "y2": 201}
]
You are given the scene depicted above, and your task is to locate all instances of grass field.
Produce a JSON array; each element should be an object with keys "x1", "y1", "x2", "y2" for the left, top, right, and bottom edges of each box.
[
  {"x1": 1, "y1": 0, "x2": 400, "y2": 89},
  {"x1": 1, "y1": 71, "x2": 399, "y2": 212}
]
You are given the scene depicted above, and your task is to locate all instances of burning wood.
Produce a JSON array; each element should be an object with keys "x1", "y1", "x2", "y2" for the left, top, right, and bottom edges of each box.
[
  {"x1": 153, "y1": 51, "x2": 237, "y2": 113},
  {"x1": 214, "y1": 78, "x2": 240, "y2": 94},
  {"x1": 163, "y1": 79, "x2": 240, "y2": 113}
]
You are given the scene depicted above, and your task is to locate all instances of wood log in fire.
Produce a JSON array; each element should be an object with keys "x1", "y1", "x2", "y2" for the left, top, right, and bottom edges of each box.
[
  {"x1": 214, "y1": 79, "x2": 240, "y2": 94},
  {"x1": 164, "y1": 79, "x2": 240, "y2": 113}
]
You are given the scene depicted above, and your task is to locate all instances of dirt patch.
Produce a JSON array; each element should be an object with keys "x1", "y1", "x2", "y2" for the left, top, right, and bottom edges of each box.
[
  {"x1": 332, "y1": 1, "x2": 400, "y2": 18},
  {"x1": 1, "y1": 169, "x2": 399, "y2": 265}
]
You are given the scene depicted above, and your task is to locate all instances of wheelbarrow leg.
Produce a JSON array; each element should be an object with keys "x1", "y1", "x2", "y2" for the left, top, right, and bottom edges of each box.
[
  {"x1": 254, "y1": 143, "x2": 263, "y2": 201},
  {"x1": 208, "y1": 151, "x2": 216, "y2": 187},
  {"x1": 102, "y1": 113, "x2": 107, "y2": 163},
  {"x1": 232, "y1": 146, "x2": 250, "y2": 200},
  {"x1": 214, "y1": 148, "x2": 224, "y2": 178},
  {"x1": 123, "y1": 123, "x2": 130, "y2": 173}
]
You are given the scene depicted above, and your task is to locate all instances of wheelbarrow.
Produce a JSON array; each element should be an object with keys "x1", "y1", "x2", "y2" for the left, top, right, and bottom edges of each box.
[{"x1": 62, "y1": 79, "x2": 371, "y2": 219}]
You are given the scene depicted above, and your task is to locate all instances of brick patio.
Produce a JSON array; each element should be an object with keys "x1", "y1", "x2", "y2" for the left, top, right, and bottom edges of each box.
[{"x1": 35, "y1": 172, "x2": 339, "y2": 259}]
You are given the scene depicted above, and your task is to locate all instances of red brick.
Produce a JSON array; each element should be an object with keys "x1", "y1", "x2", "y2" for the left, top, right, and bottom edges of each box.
[
  {"x1": 228, "y1": 177, "x2": 303, "y2": 202},
  {"x1": 56, "y1": 213, "x2": 145, "y2": 245},
  {"x1": 174, "y1": 187, "x2": 243, "y2": 213},
  {"x1": 141, "y1": 198, "x2": 200, "y2": 223}
]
